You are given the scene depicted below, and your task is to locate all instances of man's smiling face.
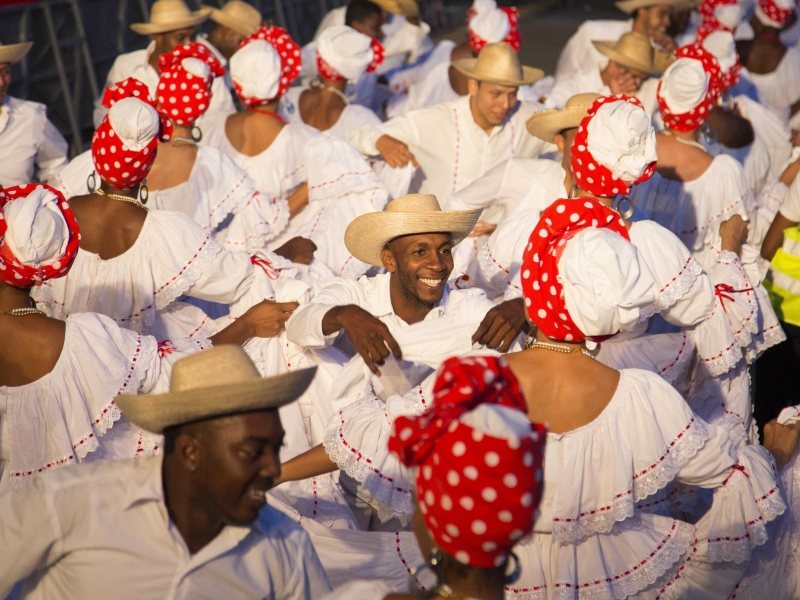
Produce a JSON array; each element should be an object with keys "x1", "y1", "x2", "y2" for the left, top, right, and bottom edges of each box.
[{"x1": 383, "y1": 232, "x2": 454, "y2": 306}]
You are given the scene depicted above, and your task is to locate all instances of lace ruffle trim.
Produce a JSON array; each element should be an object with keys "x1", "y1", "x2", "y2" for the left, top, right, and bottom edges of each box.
[
  {"x1": 640, "y1": 257, "x2": 704, "y2": 320},
  {"x1": 154, "y1": 236, "x2": 222, "y2": 311},
  {"x1": 477, "y1": 241, "x2": 511, "y2": 293}
]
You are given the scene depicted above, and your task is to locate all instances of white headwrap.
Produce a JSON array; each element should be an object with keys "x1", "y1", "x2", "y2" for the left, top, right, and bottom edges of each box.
[
  {"x1": 702, "y1": 30, "x2": 737, "y2": 73},
  {"x1": 230, "y1": 39, "x2": 282, "y2": 103},
  {"x1": 715, "y1": 3, "x2": 744, "y2": 29},
  {"x1": 559, "y1": 228, "x2": 657, "y2": 338},
  {"x1": 659, "y1": 58, "x2": 709, "y2": 115},
  {"x1": 2, "y1": 187, "x2": 68, "y2": 268},
  {"x1": 107, "y1": 97, "x2": 160, "y2": 152},
  {"x1": 180, "y1": 56, "x2": 211, "y2": 78},
  {"x1": 469, "y1": 0, "x2": 511, "y2": 42},
  {"x1": 585, "y1": 99, "x2": 658, "y2": 183},
  {"x1": 317, "y1": 25, "x2": 376, "y2": 82},
  {"x1": 755, "y1": 0, "x2": 796, "y2": 27}
]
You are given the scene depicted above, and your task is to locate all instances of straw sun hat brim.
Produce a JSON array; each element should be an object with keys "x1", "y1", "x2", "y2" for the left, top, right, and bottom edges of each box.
[
  {"x1": 345, "y1": 210, "x2": 482, "y2": 267},
  {"x1": 615, "y1": 0, "x2": 685, "y2": 13},
  {"x1": 130, "y1": 7, "x2": 212, "y2": 35},
  {"x1": 452, "y1": 58, "x2": 545, "y2": 87},
  {"x1": 116, "y1": 366, "x2": 317, "y2": 434},
  {"x1": 526, "y1": 106, "x2": 591, "y2": 143},
  {"x1": 0, "y1": 42, "x2": 33, "y2": 65},
  {"x1": 203, "y1": 5, "x2": 260, "y2": 36},
  {"x1": 592, "y1": 40, "x2": 662, "y2": 75}
]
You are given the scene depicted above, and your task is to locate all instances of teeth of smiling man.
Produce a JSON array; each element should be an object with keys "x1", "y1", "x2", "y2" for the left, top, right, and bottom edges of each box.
[
  {"x1": 420, "y1": 277, "x2": 443, "y2": 287},
  {"x1": 248, "y1": 489, "x2": 266, "y2": 501}
]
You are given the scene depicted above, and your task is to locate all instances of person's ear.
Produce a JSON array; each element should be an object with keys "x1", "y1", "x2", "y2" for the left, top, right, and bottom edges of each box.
[
  {"x1": 175, "y1": 432, "x2": 201, "y2": 473},
  {"x1": 468, "y1": 78, "x2": 479, "y2": 97},
  {"x1": 555, "y1": 133, "x2": 566, "y2": 155},
  {"x1": 381, "y1": 246, "x2": 397, "y2": 273}
]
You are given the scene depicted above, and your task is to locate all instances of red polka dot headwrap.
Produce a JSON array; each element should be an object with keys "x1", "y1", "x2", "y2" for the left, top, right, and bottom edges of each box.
[
  {"x1": 316, "y1": 26, "x2": 384, "y2": 82},
  {"x1": 700, "y1": 29, "x2": 741, "y2": 95},
  {"x1": 519, "y1": 198, "x2": 629, "y2": 343},
  {"x1": 389, "y1": 355, "x2": 545, "y2": 569},
  {"x1": 569, "y1": 95, "x2": 657, "y2": 198},
  {"x1": 0, "y1": 184, "x2": 79, "y2": 288},
  {"x1": 657, "y1": 45, "x2": 722, "y2": 132},
  {"x1": 697, "y1": 0, "x2": 743, "y2": 33},
  {"x1": 232, "y1": 26, "x2": 302, "y2": 105},
  {"x1": 92, "y1": 78, "x2": 173, "y2": 190},
  {"x1": 156, "y1": 42, "x2": 225, "y2": 126},
  {"x1": 466, "y1": 3, "x2": 520, "y2": 53},
  {"x1": 756, "y1": 0, "x2": 796, "y2": 27}
]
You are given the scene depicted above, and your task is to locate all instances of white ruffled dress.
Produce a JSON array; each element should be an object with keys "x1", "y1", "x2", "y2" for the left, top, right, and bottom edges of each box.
[
  {"x1": 743, "y1": 47, "x2": 800, "y2": 130},
  {"x1": 0, "y1": 312, "x2": 207, "y2": 492}
]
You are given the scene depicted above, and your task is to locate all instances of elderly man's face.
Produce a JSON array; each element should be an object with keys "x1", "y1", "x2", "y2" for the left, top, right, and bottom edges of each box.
[
  {"x1": 187, "y1": 410, "x2": 285, "y2": 525},
  {"x1": 382, "y1": 232, "x2": 454, "y2": 306},
  {"x1": 469, "y1": 80, "x2": 519, "y2": 126},
  {"x1": 0, "y1": 63, "x2": 11, "y2": 104},
  {"x1": 153, "y1": 27, "x2": 196, "y2": 57}
]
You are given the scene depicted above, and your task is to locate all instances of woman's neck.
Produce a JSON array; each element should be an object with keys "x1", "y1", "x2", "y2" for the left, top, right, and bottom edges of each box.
[
  {"x1": 439, "y1": 566, "x2": 507, "y2": 600},
  {"x1": 248, "y1": 100, "x2": 280, "y2": 113},
  {"x1": 666, "y1": 127, "x2": 701, "y2": 142},
  {"x1": 320, "y1": 77, "x2": 347, "y2": 94},
  {"x1": 170, "y1": 124, "x2": 194, "y2": 142},
  {"x1": 99, "y1": 181, "x2": 138, "y2": 198},
  {"x1": 534, "y1": 327, "x2": 588, "y2": 352},
  {"x1": 0, "y1": 285, "x2": 34, "y2": 312}
]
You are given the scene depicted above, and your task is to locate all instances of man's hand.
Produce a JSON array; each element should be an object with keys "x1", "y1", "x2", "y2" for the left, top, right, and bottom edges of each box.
[
  {"x1": 243, "y1": 300, "x2": 299, "y2": 338},
  {"x1": 328, "y1": 305, "x2": 402, "y2": 375},
  {"x1": 719, "y1": 215, "x2": 749, "y2": 257},
  {"x1": 472, "y1": 298, "x2": 528, "y2": 352},
  {"x1": 609, "y1": 71, "x2": 639, "y2": 95},
  {"x1": 274, "y1": 237, "x2": 317, "y2": 265},
  {"x1": 375, "y1": 135, "x2": 419, "y2": 169},
  {"x1": 650, "y1": 30, "x2": 676, "y2": 53},
  {"x1": 781, "y1": 156, "x2": 800, "y2": 187},
  {"x1": 763, "y1": 418, "x2": 800, "y2": 470}
]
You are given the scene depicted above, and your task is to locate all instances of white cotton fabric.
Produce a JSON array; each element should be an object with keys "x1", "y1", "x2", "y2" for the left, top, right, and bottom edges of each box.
[
  {"x1": 2, "y1": 186, "x2": 68, "y2": 268},
  {"x1": 746, "y1": 47, "x2": 800, "y2": 128},
  {"x1": 585, "y1": 100, "x2": 657, "y2": 183},
  {"x1": 716, "y1": 3, "x2": 745, "y2": 29},
  {"x1": 703, "y1": 30, "x2": 738, "y2": 74},
  {"x1": 107, "y1": 97, "x2": 160, "y2": 151},
  {"x1": 559, "y1": 228, "x2": 657, "y2": 338},
  {"x1": 180, "y1": 56, "x2": 210, "y2": 78},
  {"x1": 230, "y1": 39, "x2": 282, "y2": 103},
  {"x1": 468, "y1": 0, "x2": 510, "y2": 42},
  {"x1": 459, "y1": 403, "x2": 533, "y2": 446},
  {"x1": 660, "y1": 58, "x2": 709, "y2": 115},
  {"x1": 317, "y1": 26, "x2": 376, "y2": 82}
]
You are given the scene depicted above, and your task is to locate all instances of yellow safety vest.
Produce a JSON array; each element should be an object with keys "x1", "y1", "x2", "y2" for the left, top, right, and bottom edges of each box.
[{"x1": 766, "y1": 225, "x2": 800, "y2": 327}]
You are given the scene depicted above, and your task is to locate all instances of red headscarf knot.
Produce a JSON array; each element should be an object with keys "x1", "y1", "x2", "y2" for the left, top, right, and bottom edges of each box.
[
  {"x1": 657, "y1": 44, "x2": 722, "y2": 132},
  {"x1": 157, "y1": 42, "x2": 225, "y2": 126}
]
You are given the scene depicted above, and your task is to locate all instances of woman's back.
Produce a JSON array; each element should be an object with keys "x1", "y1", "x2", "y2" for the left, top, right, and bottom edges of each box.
[
  {"x1": 225, "y1": 111, "x2": 284, "y2": 157},
  {"x1": 145, "y1": 143, "x2": 198, "y2": 190},
  {"x1": 68, "y1": 194, "x2": 147, "y2": 260},
  {"x1": 0, "y1": 316, "x2": 64, "y2": 387}
]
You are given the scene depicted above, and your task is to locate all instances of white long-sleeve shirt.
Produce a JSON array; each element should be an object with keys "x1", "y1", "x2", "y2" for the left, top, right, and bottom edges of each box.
[
  {"x1": 545, "y1": 65, "x2": 659, "y2": 115},
  {"x1": 349, "y1": 95, "x2": 553, "y2": 207},
  {"x1": 0, "y1": 96, "x2": 68, "y2": 186},
  {"x1": 0, "y1": 455, "x2": 332, "y2": 600},
  {"x1": 554, "y1": 19, "x2": 632, "y2": 83}
]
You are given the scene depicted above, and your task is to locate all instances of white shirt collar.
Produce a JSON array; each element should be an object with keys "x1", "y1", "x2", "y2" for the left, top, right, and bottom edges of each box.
[
  {"x1": 372, "y1": 272, "x2": 449, "y2": 320},
  {"x1": 455, "y1": 93, "x2": 519, "y2": 139}
]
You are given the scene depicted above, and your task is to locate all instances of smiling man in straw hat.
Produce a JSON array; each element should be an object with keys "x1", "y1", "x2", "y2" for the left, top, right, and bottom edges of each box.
[
  {"x1": 286, "y1": 193, "x2": 529, "y2": 375},
  {"x1": 350, "y1": 42, "x2": 550, "y2": 208},
  {"x1": 0, "y1": 345, "x2": 332, "y2": 600},
  {"x1": 93, "y1": 0, "x2": 233, "y2": 128},
  {"x1": 545, "y1": 32, "x2": 663, "y2": 114},
  {"x1": 0, "y1": 39, "x2": 68, "y2": 187}
]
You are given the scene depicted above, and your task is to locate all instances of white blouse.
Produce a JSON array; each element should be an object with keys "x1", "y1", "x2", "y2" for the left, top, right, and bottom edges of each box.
[{"x1": 744, "y1": 46, "x2": 800, "y2": 129}]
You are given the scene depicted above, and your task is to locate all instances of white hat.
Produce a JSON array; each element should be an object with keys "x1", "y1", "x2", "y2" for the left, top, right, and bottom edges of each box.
[
  {"x1": 714, "y1": 3, "x2": 744, "y2": 28},
  {"x1": 230, "y1": 39, "x2": 281, "y2": 103},
  {"x1": 701, "y1": 30, "x2": 737, "y2": 73},
  {"x1": 2, "y1": 186, "x2": 68, "y2": 269},
  {"x1": 108, "y1": 97, "x2": 161, "y2": 152},
  {"x1": 659, "y1": 57, "x2": 709, "y2": 114},
  {"x1": 469, "y1": 0, "x2": 511, "y2": 43},
  {"x1": 317, "y1": 26, "x2": 377, "y2": 82},
  {"x1": 585, "y1": 99, "x2": 657, "y2": 183},
  {"x1": 560, "y1": 228, "x2": 657, "y2": 338}
]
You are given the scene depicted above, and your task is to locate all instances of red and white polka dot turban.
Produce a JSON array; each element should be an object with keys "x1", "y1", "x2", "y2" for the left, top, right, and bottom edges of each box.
[
  {"x1": 316, "y1": 25, "x2": 384, "y2": 82},
  {"x1": 466, "y1": 0, "x2": 520, "y2": 53},
  {"x1": 389, "y1": 355, "x2": 545, "y2": 569},
  {"x1": 156, "y1": 42, "x2": 225, "y2": 126},
  {"x1": 756, "y1": 0, "x2": 796, "y2": 28},
  {"x1": 697, "y1": 0, "x2": 744, "y2": 34},
  {"x1": 519, "y1": 198, "x2": 657, "y2": 342},
  {"x1": 92, "y1": 78, "x2": 173, "y2": 190},
  {"x1": 701, "y1": 30, "x2": 741, "y2": 95},
  {"x1": 657, "y1": 45, "x2": 722, "y2": 132},
  {"x1": 0, "y1": 184, "x2": 79, "y2": 288},
  {"x1": 231, "y1": 26, "x2": 302, "y2": 106},
  {"x1": 569, "y1": 95, "x2": 657, "y2": 198}
]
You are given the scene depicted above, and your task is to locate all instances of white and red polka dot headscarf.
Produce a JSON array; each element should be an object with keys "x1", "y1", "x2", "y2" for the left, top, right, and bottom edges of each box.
[
  {"x1": 156, "y1": 42, "x2": 225, "y2": 126},
  {"x1": 389, "y1": 355, "x2": 545, "y2": 569},
  {"x1": 92, "y1": 78, "x2": 173, "y2": 190},
  {"x1": 657, "y1": 45, "x2": 722, "y2": 132},
  {"x1": 0, "y1": 184, "x2": 79, "y2": 288},
  {"x1": 466, "y1": 0, "x2": 520, "y2": 53},
  {"x1": 316, "y1": 25, "x2": 384, "y2": 83},
  {"x1": 701, "y1": 30, "x2": 741, "y2": 95},
  {"x1": 697, "y1": 0, "x2": 744, "y2": 34},
  {"x1": 231, "y1": 26, "x2": 302, "y2": 106},
  {"x1": 756, "y1": 0, "x2": 796, "y2": 28},
  {"x1": 570, "y1": 95, "x2": 657, "y2": 198}
]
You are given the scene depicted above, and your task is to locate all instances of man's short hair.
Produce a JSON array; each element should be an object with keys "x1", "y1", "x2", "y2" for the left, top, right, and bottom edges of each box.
[{"x1": 346, "y1": 0, "x2": 382, "y2": 26}]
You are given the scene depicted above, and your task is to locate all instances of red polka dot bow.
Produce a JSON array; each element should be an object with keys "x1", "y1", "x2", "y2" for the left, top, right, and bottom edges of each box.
[
  {"x1": 0, "y1": 184, "x2": 79, "y2": 288},
  {"x1": 235, "y1": 26, "x2": 302, "y2": 104},
  {"x1": 657, "y1": 45, "x2": 722, "y2": 132},
  {"x1": 520, "y1": 198, "x2": 629, "y2": 342},
  {"x1": 759, "y1": 0, "x2": 795, "y2": 26},
  {"x1": 92, "y1": 78, "x2": 173, "y2": 190},
  {"x1": 157, "y1": 42, "x2": 225, "y2": 126},
  {"x1": 389, "y1": 355, "x2": 545, "y2": 569},
  {"x1": 570, "y1": 95, "x2": 657, "y2": 198},
  {"x1": 316, "y1": 38, "x2": 384, "y2": 82},
  {"x1": 466, "y1": 6, "x2": 521, "y2": 53}
]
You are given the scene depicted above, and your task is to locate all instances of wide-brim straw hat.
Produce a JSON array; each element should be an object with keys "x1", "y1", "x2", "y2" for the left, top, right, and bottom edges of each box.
[
  {"x1": 453, "y1": 42, "x2": 544, "y2": 87},
  {"x1": 0, "y1": 41, "x2": 33, "y2": 64},
  {"x1": 131, "y1": 0, "x2": 212, "y2": 35},
  {"x1": 203, "y1": 0, "x2": 261, "y2": 36},
  {"x1": 525, "y1": 92, "x2": 602, "y2": 143},
  {"x1": 375, "y1": 0, "x2": 420, "y2": 17},
  {"x1": 116, "y1": 345, "x2": 317, "y2": 434},
  {"x1": 593, "y1": 32, "x2": 662, "y2": 75},
  {"x1": 345, "y1": 194, "x2": 481, "y2": 267},
  {"x1": 615, "y1": 0, "x2": 686, "y2": 13}
]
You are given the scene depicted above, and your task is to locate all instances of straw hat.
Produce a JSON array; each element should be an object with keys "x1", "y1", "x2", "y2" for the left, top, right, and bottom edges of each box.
[
  {"x1": 203, "y1": 0, "x2": 262, "y2": 37},
  {"x1": 130, "y1": 0, "x2": 212, "y2": 35},
  {"x1": 375, "y1": 0, "x2": 420, "y2": 17},
  {"x1": 116, "y1": 345, "x2": 316, "y2": 434},
  {"x1": 615, "y1": 0, "x2": 685, "y2": 13},
  {"x1": 0, "y1": 40, "x2": 33, "y2": 65},
  {"x1": 345, "y1": 194, "x2": 482, "y2": 267},
  {"x1": 593, "y1": 32, "x2": 662, "y2": 75},
  {"x1": 453, "y1": 42, "x2": 544, "y2": 87},
  {"x1": 525, "y1": 92, "x2": 602, "y2": 143}
]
